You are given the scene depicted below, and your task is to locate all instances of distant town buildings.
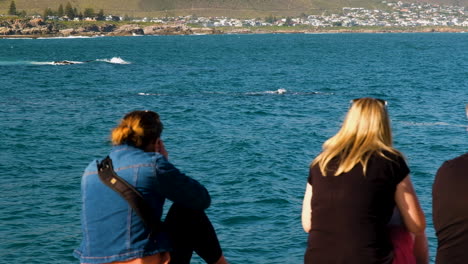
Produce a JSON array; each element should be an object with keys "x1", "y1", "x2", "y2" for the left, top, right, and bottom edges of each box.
[
  {"x1": 134, "y1": 1, "x2": 467, "y2": 27},
  {"x1": 31, "y1": 1, "x2": 468, "y2": 28}
]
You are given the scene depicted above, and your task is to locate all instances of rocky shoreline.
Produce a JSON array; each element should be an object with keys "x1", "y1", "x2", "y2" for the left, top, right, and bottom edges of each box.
[
  {"x1": 0, "y1": 18, "x2": 223, "y2": 38},
  {"x1": 0, "y1": 18, "x2": 465, "y2": 38}
]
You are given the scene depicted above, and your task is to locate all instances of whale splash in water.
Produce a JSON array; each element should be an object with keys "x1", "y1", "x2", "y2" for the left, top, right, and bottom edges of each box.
[
  {"x1": 96, "y1": 57, "x2": 131, "y2": 64},
  {"x1": 267, "y1": 88, "x2": 287, "y2": 94},
  {"x1": 276, "y1": 88, "x2": 287, "y2": 94},
  {"x1": 246, "y1": 89, "x2": 288, "y2": 95}
]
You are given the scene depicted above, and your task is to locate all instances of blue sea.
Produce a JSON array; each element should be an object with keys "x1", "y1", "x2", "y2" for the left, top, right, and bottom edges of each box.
[{"x1": 0, "y1": 33, "x2": 467, "y2": 264}]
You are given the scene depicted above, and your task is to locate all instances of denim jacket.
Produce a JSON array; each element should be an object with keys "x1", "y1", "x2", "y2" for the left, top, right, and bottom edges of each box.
[{"x1": 74, "y1": 144, "x2": 211, "y2": 263}]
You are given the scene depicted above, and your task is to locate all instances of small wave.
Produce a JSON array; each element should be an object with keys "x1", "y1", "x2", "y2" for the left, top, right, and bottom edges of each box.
[
  {"x1": 30, "y1": 61, "x2": 57, "y2": 65},
  {"x1": 400, "y1": 121, "x2": 468, "y2": 127},
  {"x1": 3, "y1": 37, "x2": 35, "y2": 39},
  {"x1": 246, "y1": 88, "x2": 288, "y2": 95},
  {"x1": 221, "y1": 215, "x2": 265, "y2": 225},
  {"x1": 253, "y1": 198, "x2": 290, "y2": 205},
  {"x1": 96, "y1": 57, "x2": 131, "y2": 64},
  {"x1": 138, "y1": 92, "x2": 163, "y2": 96},
  {"x1": 36, "y1": 35, "x2": 102, "y2": 39},
  {"x1": 245, "y1": 89, "x2": 331, "y2": 96}
]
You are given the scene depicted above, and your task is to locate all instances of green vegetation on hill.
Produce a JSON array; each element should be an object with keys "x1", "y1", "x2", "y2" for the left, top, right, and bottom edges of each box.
[{"x1": 0, "y1": 0, "x2": 466, "y2": 18}]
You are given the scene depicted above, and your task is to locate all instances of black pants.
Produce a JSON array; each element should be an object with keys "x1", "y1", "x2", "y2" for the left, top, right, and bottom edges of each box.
[{"x1": 164, "y1": 203, "x2": 223, "y2": 264}]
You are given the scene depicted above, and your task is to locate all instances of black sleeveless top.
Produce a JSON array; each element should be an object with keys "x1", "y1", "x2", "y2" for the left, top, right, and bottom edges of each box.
[{"x1": 305, "y1": 152, "x2": 409, "y2": 264}]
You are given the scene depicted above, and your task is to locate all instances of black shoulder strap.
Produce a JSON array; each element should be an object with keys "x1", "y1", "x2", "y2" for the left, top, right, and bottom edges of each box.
[{"x1": 96, "y1": 156, "x2": 161, "y2": 235}]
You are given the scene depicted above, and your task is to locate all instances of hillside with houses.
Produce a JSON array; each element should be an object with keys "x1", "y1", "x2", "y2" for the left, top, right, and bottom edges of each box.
[
  {"x1": 1, "y1": 0, "x2": 466, "y2": 18},
  {"x1": 42, "y1": 1, "x2": 468, "y2": 28},
  {"x1": 0, "y1": 0, "x2": 466, "y2": 37},
  {"x1": 145, "y1": 1, "x2": 468, "y2": 28}
]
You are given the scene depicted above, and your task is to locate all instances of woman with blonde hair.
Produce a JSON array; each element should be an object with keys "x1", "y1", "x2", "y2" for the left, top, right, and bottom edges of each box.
[
  {"x1": 74, "y1": 110, "x2": 228, "y2": 264},
  {"x1": 301, "y1": 98, "x2": 427, "y2": 264}
]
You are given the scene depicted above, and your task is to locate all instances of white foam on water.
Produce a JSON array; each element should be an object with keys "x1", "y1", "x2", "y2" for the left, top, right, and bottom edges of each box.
[
  {"x1": 265, "y1": 88, "x2": 287, "y2": 94},
  {"x1": 30, "y1": 61, "x2": 56, "y2": 65},
  {"x1": 276, "y1": 88, "x2": 287, "y2": 94},
  {"x1": 3, "y1": 37, "x2": 35, "y2": 39},
  {"x1": 36, "y1": 35, "x2": 101, "y2": 39},
  {"x1": 138, "y1": 93, "x2": 163, "y2": 96},
  {"x1": 400, "y1": 121, "x2": 468, "y2": 128},
  {"x1": 247, "y1": 88, "x2": 288, "y2": 95},
  {"x1": 97, "y1": 57, "x2": 131, "y2": 64},
  {"x1": 245, "y1": 89, "x2": 334, "y2": 96}
]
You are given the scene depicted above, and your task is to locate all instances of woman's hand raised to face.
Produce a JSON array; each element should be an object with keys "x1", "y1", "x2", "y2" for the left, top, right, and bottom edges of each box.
[{"x1": 156, "y1": 139, "x2": 169, "y2": 160}]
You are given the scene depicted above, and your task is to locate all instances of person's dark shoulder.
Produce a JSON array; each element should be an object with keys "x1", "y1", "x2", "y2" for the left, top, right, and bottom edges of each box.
[
  {"x1": 373, "y1": 150, "x2": 409, "y2": 183},
  {"x1": 436, "y1": 152, "x2": 468, "y2": 178},
  {"x1": 375, "y1": 150, "x2": 407, "y2": 167},
  {"x1": 308, "y1": 157, "x2": 333, "y2": 184},
  {"x1": 379, "y1": 149, "x2": 404, "y2": 161},
  {"x1": 308, "y1": 164, "x2": 318, "y2": 184},
  {"x1": 441, "y1": 153, "x2": 468, "y2": 169}
]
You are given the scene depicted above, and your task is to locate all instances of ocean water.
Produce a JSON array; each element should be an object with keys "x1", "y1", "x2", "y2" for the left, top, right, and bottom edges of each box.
[{"x1": 0, "y1": 33, "x2": 467, "y2": 264}]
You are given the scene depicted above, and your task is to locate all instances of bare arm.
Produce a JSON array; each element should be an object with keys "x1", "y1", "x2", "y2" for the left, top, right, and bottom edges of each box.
[
  {"x1": 395, "y1": 175, "x2": 426, "y2": 234},
  {"x1": 301, "y1": 183, "x2": 313, "y2": 233}
]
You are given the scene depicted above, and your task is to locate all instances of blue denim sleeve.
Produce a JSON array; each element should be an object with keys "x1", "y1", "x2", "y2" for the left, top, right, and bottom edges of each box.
[{"x1": 154, "y1": 156, "x2": 211, "y2": 210}]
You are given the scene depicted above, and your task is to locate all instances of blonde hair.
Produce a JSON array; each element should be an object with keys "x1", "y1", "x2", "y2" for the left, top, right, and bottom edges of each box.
[
  {"x1": 312, "y1": 98, "x2": 401, "y2": 176},
  {"x1": 111, "y1": 110, "x2": 163, "y2": 149}
]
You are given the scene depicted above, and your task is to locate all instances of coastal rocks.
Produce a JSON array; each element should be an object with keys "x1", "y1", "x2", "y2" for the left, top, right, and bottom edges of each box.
[
  {"x1": 2, "y1": 20, "x2": 218, "y2": 36},
  {"x1": 0, "y1": 18, "x2": 57, "y2": 36},
  {"x1": 58, "y1": 24, "x2": 118, "y2": 36},
  {"x1": 58, "y1": 28, "x2": 76, "y2": 36},
  {"x1": 105, "y1": 24, "x2": 202, "y2": 36},
  {"x1": 422, "y1": 27, "x2": 460, "y2": 32},
  {"x1": 82, "y1": 24, "x2": 101, "y2": 32},
  {"x1": 29, "y1": 18, "x2": 46, "y2": 27},
  {"x1": 21, "y1": 26, "x2": 52, "y2": 35},
  {"x1": 57, "y1": 24, "x2": 138, "y2": 37},
  {"x1": 75, "y1": 25, "x2": 101, "y2": 36},
  {"x1": 143, "y1": 25, "x2": 192, "y2": 35},
  {"x1": 225, "y1": 28, "x2": 252, "y2": 34},
  {"x1": 0, "y1": 27, "x2": 14, "y2": 35},
  {"x1": 191, "y1": 27, "x2": 222, "y2": 35},
  {"x1": 109, "y1": 24, "x2": 144, "y2": 36},
  {"x1": 58, "y1": 28, "x2": 91, "y2": 36},
  {"x1": 99, "y1": 24, "x2": 116, "y2": 32}
]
